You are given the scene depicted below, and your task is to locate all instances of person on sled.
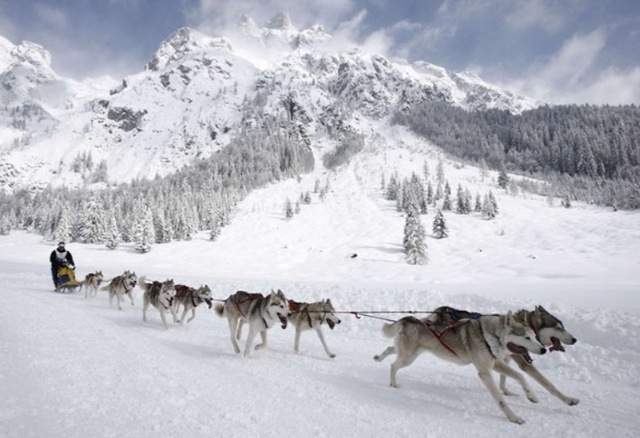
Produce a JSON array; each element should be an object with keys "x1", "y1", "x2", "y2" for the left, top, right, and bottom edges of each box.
[{"x1": 50, "y1": 241, "x2": 75, "y2": 288}]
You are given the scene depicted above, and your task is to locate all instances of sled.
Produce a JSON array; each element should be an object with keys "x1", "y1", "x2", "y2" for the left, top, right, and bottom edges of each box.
[{"x1": 56, "y1": 265, "x2": 79, "y2": 292}]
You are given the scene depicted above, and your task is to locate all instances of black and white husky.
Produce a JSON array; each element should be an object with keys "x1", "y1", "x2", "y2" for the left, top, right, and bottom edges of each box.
[
  {"x1": 138, "y1": 276, "x2": 176, "y2": 329},
  {"x1": 80, "y1": 271, "x2": 104, "y2": 299},
  {"x1": 100, "y1": 270, "x2": 137, "y2": 310},
  {"x1": 288, "y1": 298, "x2": 341, "y2": 358},
  {"x1": 172, "y1": 284, "x2": 213, "y2": 324},
  {"x1": 215, "y1": 289, "x2": 290, "y2": 357}
]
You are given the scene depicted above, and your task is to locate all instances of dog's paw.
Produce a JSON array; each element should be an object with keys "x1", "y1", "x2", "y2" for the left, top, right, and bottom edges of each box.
[
  {"x1": 564, "y1": 397, "x2": 580, "y2": 406},
  {"x1": 373, "y1": 355, "x2": 381, "y2": 362},
  {"x1": 328, "y1": 353, "x2": 336, "y2": 359},
  {"x1": 508, "y1": 415, "x2": 526, "y2": 425}
]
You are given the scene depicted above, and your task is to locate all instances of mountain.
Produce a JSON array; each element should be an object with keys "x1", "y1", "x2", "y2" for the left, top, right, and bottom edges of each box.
[{"x1": 0, "y1": 14, "x2": 537, "y2": 194}]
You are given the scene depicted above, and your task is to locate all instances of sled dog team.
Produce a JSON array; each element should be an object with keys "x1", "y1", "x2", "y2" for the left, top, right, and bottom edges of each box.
[{"x1": 82, "y1": 270, "x2": 579, "y2": 424}]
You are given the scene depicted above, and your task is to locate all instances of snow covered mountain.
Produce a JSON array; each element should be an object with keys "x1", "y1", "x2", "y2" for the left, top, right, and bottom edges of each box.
[{"x1": 0, "y1": 13, "x2": 537, "y2": 194}]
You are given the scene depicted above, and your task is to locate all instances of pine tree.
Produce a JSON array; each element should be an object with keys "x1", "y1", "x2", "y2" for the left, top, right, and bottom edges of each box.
[
  {"x1": 284, "y1": 198, "x2": 294, "y2": 220},
  {"x1": 403, "y1": 208, "x2": 427, "y2": 265},
  {"x1": 482, "y1": 194, "x2": 497, "y2": 219},
  {"x1": 79, "y1": 194, "x2": 106, "y2": 243},
  {"x1": 498, "y1": 167, "x2": 510, "y2": 189},
  {"x1": 209, "y1": 210, "x2": 222, "y2": 241},
  {"x1": 432, "y1": 209, "x2": 448, "y2": 239},
  {"x1": 54, "y1": 206, "x2": 72, "y2": 244},
  {"x1": 442, "y1": 190, "x2": 452, "y2": 211},
  {"x1": 105, "y1": 211, "x2": 119, "y2": 250},
  {"x1": 133, "y1": 206, "x2": 155, "y2": 253},
  {"x1": 475, "y1": 193, "x2": 482, "y2": 212}
]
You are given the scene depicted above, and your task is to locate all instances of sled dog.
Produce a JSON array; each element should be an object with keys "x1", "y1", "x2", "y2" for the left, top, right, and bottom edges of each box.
[
  {"x1": 80, "y1": 271, "x2": 104, "y2": 299},
  {"x1": 172, "y1": 284, "x2": 213, "y2": 324},
  {"x1": 215, "y1": 289, "x2": 290, "y2": 357},
  {"x1": 138, "y1": 276, "x2": 177, "y2": 329},
  {"x1": 100, "y1": 270, "x2": 137, "y2": 310},
  {"x1": 288, "y1": 298, "x2": 341, "y2": 358},
  {"x1": 500, "y1": 306, "x2": 579, "y2": 406},
  {"x1": 425, "y1": 305, "x2": 579, "y2": 406},
  {"x1": 373, "y1": 312, "x2": 546, "y2": 424}
]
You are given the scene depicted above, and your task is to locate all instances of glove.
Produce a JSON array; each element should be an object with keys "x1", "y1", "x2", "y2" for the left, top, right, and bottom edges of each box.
[{"x1": 69, "y1": 265, "x2": 75, "y2": 270}]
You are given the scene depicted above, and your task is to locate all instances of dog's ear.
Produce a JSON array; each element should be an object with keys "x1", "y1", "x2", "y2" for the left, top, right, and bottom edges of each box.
[
  {"x1": 506, "y1": 311, "x2": 514, "y2": 326},
  {"x1": 536, "y1": 305, "x2": 548, "y2": 314}
]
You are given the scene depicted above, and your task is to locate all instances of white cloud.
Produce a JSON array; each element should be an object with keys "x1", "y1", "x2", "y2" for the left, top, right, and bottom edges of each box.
[
  {"x1": 33, "y1": 3, "x2": 68, "y2": 28},
  {"x1": 494, "y1": 28, "x2": 640, "y2": 105},
  {"x1": 505, "y1": 0, "x2": 564, "y2": 33}
]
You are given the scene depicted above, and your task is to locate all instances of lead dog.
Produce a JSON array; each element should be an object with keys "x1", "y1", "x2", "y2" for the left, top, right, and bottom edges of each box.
[
  {"x1": 288, "y1": 299, "x2": 341, "y2": 358},
  {"x1": 500, "y1": 306, "x2": 579, "y2": 406},
  {"x1": 80, "y1": 271, "x2": 104, "y2": 299},
  {"x1": 425, "y1": 305, "x2": 579, "y2": 406},
  {"x1": 172, "y1": 284, "x2": 213, "y2": 324},
  {"x1": 100, "y1": 270, "x2": 137, "y2": 310},
  {"x1": 138, "y1": 276, "x2": 176, "y2": 329},
  {"x1": 373, "y1": 312, "x2": 546, "y2": 424},
  {"x1": 215, "y1": 289, "x2": 290, "y2": 357}
]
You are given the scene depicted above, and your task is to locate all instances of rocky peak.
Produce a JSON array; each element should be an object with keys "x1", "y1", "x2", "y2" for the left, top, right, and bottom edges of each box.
[
  {"x1": 146, "y1": 27, "x2": 234, "y2": 71},
  {"x1": 265, "y1": 12, "x2": 295, "y2": 31}
]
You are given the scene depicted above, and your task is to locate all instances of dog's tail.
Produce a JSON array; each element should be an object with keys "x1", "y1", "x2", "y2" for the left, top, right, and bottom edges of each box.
[
  {"x1": 382, "y1": 320, "x2": 403, "y2": 338},
  {"x1": 137, "y1": 275, "x2": 147, "y2": 289},
  {"x1": 214, "y1": 302, "x2": 225, "y2": 317},
  {"x1": 99, "y1": 283, "x2": 110, "y2": 291}
]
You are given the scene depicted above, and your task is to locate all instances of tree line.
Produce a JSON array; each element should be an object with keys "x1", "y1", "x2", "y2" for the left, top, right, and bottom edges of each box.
[{"x1": 392, "y1": 103, "x2": 640, "y2": 209}]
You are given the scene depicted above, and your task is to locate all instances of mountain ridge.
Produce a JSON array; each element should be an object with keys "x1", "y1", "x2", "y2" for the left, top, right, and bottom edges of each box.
[{"x1": 0, "y1": 14, "x2": 537, "y2": 194}]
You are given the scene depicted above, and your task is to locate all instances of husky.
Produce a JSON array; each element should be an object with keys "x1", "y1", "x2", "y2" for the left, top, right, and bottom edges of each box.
[
  {"x1": 373, "y1": 312, "x2": 547, "y2": 424},
  {"x1": 172, "y1": 284, "x2": 213, "y2": 324},
  {"x1": 100, "y1": 271, "x2": 137, "y2": 310},
  {"x1": 138, "y1": 276, "x2": 177, "y2": 329},
  {"x1": 499, "y1": 306, "x2": 579, "y2": 406},
  {"x1": 425, "y1": 305, "x2": 579, "y2": 406},
  {"x1": 215, "y1": 289, "x2": 290, "y2": 357},
  {"x1": 79, "y1": 271, "x2": 104, "y2": 299},
  {"x1": 288, "y1": 298, "x2": 341, "y2": 358}
]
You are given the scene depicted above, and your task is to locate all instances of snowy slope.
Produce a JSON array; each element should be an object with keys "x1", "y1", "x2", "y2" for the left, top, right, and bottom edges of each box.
[
  {"x1": 0, "y1": 14, "x2": 537, "y2": 193},
  {"x1": 1, "y1": 143, "x2": 638, "y2": 437}
]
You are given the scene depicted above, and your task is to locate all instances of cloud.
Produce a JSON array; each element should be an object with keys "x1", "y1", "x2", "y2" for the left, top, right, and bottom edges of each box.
[
  {"x1": 493, "y1": 28, "x2": 640, "y2": 104},
  {"x1": 504, "y1": 0, "x2": 565, "y2": 33},
  {"x1": 33, "y1": 3, "x2": 68, "y2": 28}
]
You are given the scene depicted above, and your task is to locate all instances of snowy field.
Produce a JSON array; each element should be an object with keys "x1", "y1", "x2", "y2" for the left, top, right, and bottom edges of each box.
[{"x1": 1, "y1": 150, "x2": 639, "y2": 437}]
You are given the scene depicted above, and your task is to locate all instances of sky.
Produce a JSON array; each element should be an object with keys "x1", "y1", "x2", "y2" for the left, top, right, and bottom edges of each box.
[{"x1": 1, "y1": 0, "x2": 639, "y2": 105}]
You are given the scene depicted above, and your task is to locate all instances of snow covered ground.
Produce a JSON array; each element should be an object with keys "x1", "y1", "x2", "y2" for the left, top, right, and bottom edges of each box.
[{"x1": 1, "y1": 149, "x2": 639, "y2": 437}]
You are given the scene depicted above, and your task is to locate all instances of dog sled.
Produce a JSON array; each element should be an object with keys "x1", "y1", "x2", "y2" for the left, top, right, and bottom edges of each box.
[{"x1": 56, "y1": 264, "x2": 79, "y2": 292}]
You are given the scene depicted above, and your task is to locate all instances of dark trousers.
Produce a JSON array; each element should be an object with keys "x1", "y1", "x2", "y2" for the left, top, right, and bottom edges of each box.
[{"x1": 51, "y1": 265, "x2": 58, "y2": 287}]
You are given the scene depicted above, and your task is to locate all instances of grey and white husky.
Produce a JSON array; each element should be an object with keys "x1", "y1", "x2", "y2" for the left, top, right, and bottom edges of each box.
[
  {"x1": 500, "y1": 306, "x2": 579, "y2": 406},
  {"x1": 138, "y1": 276, "x2": 176, "y2": 329},
  {"x1": 215, "y1": 289, "x2": 291, "y2": 357},
  {"x1": 288, "y1": 298, "x2": 341, "y2": 358},
  {"x1": 80, "y1": 271, "x2": 104, "y2": 299},
  {"x1": 424, "y1": 305, "x2": 579, "y2": 406},
  {"x1": 373, "y1": 312, "x2": 546, "y2": 424},
  {"x1": 172, "y1": 284, "x2": 213, "y2": 324},
  {"x1": 100, "y1": 270, "x2": 137, "y2": 310}
]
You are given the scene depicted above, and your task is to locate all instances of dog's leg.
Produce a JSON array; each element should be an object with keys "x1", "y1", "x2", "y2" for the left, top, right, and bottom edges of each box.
[
  {"x1": 314, "y1": 327, "x2": 336, "y2": 358},
  {"x1": 159, "y1": 309, "x2": 169, "y2": 330},
  {"x1": 243, "y1": 328, "x2": 260, "y2": 357},
  {"x1": 254, "y1": 330, "x2": 268, "y2": 350},
  {"x1": 227, "y1": 317, "x2": 241, "y2": 354},
  {"x1": 510, "y1": 355, "x2": 580, "y2": 406},
  {"x1": 142, "y1": 299, "x2": 149, "y2": 322},
  {"x1": 373, "y1": 346, "x2": 396, "y2": 362},
  {"x1": 294, "y1": 327, "x2": 302, "y2": 354},
  {"x1": 499, "y1": 357, "x2": 518, "y2": 396},
  {"x1": 388, "y1": 351, "x2": 419, "y2": 388},
  {"x1": 178, "y1": 306, "x2": 188, "y2": 324},
  {"x1": 168, "y1": 306, "x2": 177, "y2": 327},
  {"x1": 236, "y1": 320, "x2": 245, "y2": 340},
  {"x1": 493, "y1": 360, "x2": 539, "y2": 403},
  {"x1": 475, "y1": 363, "x2": 526, "y2": 425},
  {"x1": 187, "y1": 308, "x2": 196, "y2": 323}
]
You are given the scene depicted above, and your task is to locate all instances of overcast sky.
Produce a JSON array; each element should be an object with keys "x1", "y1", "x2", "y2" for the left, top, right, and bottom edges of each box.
[{"x1": 1, "y1": 0, "x2": 639, "y2": 105}]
